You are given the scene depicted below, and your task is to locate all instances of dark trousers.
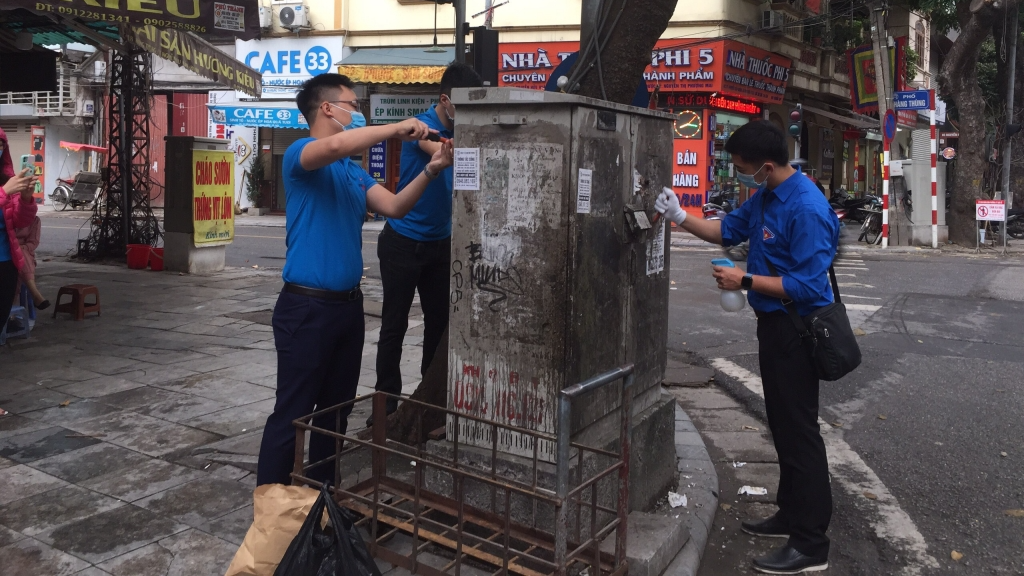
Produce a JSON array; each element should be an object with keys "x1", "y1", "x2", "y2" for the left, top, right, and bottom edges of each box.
[
  {"x1": 757, "y1": 312, "x2": 833, "y2": 557},
  {"x1": 375, "y1": 223, "x2": 450, "y2": 407},
  {"x1": 256, "y1": 290, "x2": 364, "y2": 486},
  {"x1": 0, "y1": 260, "x2": 17, "y2": 332}
]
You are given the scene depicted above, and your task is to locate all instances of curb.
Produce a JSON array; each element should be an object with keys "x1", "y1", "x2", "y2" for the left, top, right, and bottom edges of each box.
[{"x1": 664, "y1": 402, "x2": 719, "y2": 576}]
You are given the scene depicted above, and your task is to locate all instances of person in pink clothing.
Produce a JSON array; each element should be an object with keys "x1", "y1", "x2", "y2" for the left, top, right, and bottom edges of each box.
[
  {"x1": 0, "y1": 127, "x2": 40, "y2": 338},
  {"x1": 15, "y1": 216, "x2": 48, "y2": 310}
]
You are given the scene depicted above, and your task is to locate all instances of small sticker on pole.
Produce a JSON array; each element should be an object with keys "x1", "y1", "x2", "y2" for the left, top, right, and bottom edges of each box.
[
  {"x1": 576, "y1": 168, "x2": 592, "y2": 214},
  {"x1": 941, "y1": 147, "x2": 956, "y2": 160},
  {"x1": 453, "y1": 148, "x2": 480, "y2": 190},
  {"x1": 976, "y1": 199, "x2": 1006, "y2": 221}
]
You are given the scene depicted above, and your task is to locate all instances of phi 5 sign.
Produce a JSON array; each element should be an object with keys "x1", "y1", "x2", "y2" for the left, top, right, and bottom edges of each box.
[{"x1": 235, "y1": 37, "x2": 348, "y2": 99}]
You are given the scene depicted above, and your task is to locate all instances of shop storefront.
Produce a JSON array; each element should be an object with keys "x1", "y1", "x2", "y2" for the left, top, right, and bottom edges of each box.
[
  {"x1": 498, "y1": 39, "x2": 792, "y2": 217},
  {"x1": 336, "y1": 47, "x2": 452, "y2": 197}
]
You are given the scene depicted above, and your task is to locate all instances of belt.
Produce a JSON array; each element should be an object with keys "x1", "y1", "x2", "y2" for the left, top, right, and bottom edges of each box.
[
  {"x1": 284, "y1": 282, "x2": 362, "y2": 302},
  {"x1": 754, "y1": 309, "x2": 789, "y2": 320}
]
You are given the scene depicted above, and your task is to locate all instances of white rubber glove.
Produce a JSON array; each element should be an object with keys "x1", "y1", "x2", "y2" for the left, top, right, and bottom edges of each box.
[{"x1": 655, "y1": 187, "x2": 686, "y2": 225}]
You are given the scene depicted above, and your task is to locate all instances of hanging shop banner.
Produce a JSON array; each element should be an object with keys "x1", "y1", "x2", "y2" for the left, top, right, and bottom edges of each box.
[
  {"x1": 208, "y1": 103, "x2": 308, "y2": 129},
  {"x1": 847, "y1": 37, "x2": 915, "y2": 126},
  {"x1": 18, "y1": 0, "x2": 261, "y2": 40},
  {"x1": 30, "y1": 125, "x2": 45, "y2": 203},
  {"x1": 368, "y1": 141, "x2": 387, "y2": 182},
  {"x1": 237, "y1": 37, "x2": 346, "y2": 99},
  {"x1": 210, "y1": 120, "x2": 258, "y2": 208},
  {"x1": 670, "y1": 109, "x2": 713, "y2": 218},
  {"x1": 498, "y1": 39, "x2": 792, "y2": 104},
  {"x1": 192, "y1": 149, "x2": 235, "y2": 246},
  {"x1": 335, "y1": 65, "x2": 446, "y2": 85},
  {"x1": 127, "y1": 25, "x2": 262, "y2": 97},
  {"x1": 370, "y1": 94, "x2": 440, "y2": 124}
]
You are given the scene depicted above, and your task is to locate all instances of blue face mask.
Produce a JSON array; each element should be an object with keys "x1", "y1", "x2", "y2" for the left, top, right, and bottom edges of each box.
[
  {"x1": 735, "y1": 163, "x2": 768, "y2": 188},
  {"x1": 329, "y1": 103, "x2": 366, "y2": 131}
]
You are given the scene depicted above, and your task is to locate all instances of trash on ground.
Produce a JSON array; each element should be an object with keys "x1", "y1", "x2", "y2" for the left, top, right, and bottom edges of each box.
[
  {"x1": 951, "y1": 551, "x2": 964, "y2": 561},
  {"x1": 720, "y1": 503, "x2": 732, "y2": 511},
  {"x1": 1000, "y1": 452, "x2": 1008, "y2": 458},
  {"x1": 742, "y1": 425, "x2": 759, "y2": 431},
  {"x1": 831, "y1": 421, "x2": 842, "y2": 428},
  {"x1": 59, "y1": 400, "x2": 71, "y2": 407},
  {"x1": 667, "y1": 492, "x2": 687, "y2": 508},
  {"x1": 738, "y1": 486, "x2": 768, "y2": 496},
  {"x1": 853, "y1": 328, "x2": 866, "y2": 336},
  {"x1": 863, "y1": 492, "x2": 878, "y2": 500},
  {"x1": 1004, "y1": 509, "x2": 1024, "y2": 517},
  {"x1": 877, "y1": 415, "x2": 887, "y2": 420},
  {"x1": 732, "y1": 462, "x2": 746, "y2": 468}
]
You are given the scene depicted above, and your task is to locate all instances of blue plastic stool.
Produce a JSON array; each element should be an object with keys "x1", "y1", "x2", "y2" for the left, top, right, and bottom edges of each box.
[
  {"x1": 0, "y1": 306, "x2": 30, "y2": 345},
  {"x1": 20, "y1": 284, "x2": 36, "y2": 323}
]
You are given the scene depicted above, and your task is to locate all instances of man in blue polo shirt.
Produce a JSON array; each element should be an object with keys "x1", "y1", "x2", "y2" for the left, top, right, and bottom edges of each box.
[
  {"x1": 373, "y1": 63, "x2": 483, "y2": 417},
  {"x1": 656, "y1": 120, "x2": 839, "y2": 574},
  {"x1": 256, "y1": 73, "x2": 453, "y2": 486}
]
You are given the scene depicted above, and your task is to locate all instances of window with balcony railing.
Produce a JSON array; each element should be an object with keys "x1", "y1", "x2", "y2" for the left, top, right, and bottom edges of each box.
[{"x1": 0, "y1": 63, "x2": 76, "y2": 116}]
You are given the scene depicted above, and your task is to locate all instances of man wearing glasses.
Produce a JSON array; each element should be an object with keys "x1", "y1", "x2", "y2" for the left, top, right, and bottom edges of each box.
[{"x1": 256, "y1": 74, "x2": 454, "y2": 486}]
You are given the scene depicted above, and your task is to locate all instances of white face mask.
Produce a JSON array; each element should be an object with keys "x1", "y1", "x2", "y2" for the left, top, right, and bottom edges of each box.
[
  {"x1": 327, "y1": 102, "x2": 366, "y2": 131},
  {"x1": 441, "y1": 97, "x2": 455, "y2": 124}
]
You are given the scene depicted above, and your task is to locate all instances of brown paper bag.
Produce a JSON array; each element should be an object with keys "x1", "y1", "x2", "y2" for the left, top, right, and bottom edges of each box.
[{"x1": 224, "y1": 483, "x2": 321, "y2": 576}]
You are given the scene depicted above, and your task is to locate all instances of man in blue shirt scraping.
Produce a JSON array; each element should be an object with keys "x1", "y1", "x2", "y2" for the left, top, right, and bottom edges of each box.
[
  {"x1": 373, "y1": 63, "x2": 483, "y2": 419},
  {"x1": 656, "y1": 120, "x2": 839, "y2": 575},
  {"x1": 256, "y1": 73, "x2": 453, "y2": 487}
]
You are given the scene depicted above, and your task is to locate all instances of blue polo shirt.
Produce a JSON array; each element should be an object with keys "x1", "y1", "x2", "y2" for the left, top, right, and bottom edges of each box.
[
  {"x1": 388, "y1": 107, "x2": 453, "y2": 242},
  {"x1": 721, "y1": 171, "x2": 840, "y2": 315},
  {"x1": 281, "y1": 138, "x2": 378, "y2": 292}
]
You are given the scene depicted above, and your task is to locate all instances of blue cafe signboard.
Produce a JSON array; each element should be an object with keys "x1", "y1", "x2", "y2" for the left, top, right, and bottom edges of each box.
[{"x1": 208, "y1": 103, "x2": 308, "y2": 129}]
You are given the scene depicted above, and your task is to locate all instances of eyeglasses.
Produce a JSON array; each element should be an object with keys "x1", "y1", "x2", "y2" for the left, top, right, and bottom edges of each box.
[{"x1": 327, "y1": 99, "x2": 360, "y2": 110}]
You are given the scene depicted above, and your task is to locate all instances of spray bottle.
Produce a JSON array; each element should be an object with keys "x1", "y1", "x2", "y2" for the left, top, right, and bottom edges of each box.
[{"x1": 711, "y1": 258, "x2": 746, "y2": 312}]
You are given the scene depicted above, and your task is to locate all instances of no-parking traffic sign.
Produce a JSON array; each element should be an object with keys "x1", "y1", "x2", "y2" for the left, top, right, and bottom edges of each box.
[{"x1": 976, "y1": 200, "x2": 1006, "y2": 222}]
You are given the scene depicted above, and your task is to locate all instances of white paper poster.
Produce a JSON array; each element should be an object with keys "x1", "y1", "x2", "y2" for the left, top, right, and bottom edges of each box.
[
  {"x1": 454, "y1": 148, "x2": 480, "y2": 191},
  {"x1": 647, "y1": 220, "x2": 666, "y2": 275},
  {"x1": 577, "y1": 168, "x2": 592, "y2": 214}
]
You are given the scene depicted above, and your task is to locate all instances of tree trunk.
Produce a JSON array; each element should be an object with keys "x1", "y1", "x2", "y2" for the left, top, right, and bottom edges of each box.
[
  {"x1": 939, "y1": 1, "x2": 1006, "y2": 244},
  {"x1": 383, "y1": 326, "x2": 449, "y2": 445},
  {"x1": 572, "y1": 0, "x2": 678, "y2": 104}
]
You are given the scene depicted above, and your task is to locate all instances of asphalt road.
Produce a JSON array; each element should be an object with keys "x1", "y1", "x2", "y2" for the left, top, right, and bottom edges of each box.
[
  {"x1": 670, "y1": 243, "x2": 1024, "y2": 575},
  {"x1": 37, "y1": 213, "x2": 384, "y2": 280}
]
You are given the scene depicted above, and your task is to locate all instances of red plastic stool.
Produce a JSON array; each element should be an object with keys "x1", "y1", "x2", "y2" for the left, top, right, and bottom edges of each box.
[{"x1": 53, "y1": 284, "x2": 101, "y2": 321}]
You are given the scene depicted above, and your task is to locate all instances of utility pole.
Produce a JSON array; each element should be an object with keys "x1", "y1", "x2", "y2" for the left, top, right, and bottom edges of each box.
[
  {"x1": 870, "y1": 4, "x2": 892, "y2": 120},
  {"x1": 484, "y1": 0, "x2": 493, "y2": 28},
  {"x1": 1002, "y1": 5, "x2": 1019, "y2": 209},
  {"x1": 454, "y1": 0, "x2": 467, "y2": 63}
]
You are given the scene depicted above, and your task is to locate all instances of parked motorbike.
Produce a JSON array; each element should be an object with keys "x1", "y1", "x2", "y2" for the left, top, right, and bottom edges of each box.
[
  {"x1": 50, "y1": 141, "x2": 107, "y2": 211},
  {"x1": 831, "y1": 188, "x2": 878, "y2": 223}
]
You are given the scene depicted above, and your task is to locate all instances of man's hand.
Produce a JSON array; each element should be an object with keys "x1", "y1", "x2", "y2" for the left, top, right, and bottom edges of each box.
[
  {"x1": 713, "y1": 265, "x2": 745, "y2": 291},
  {"x1": 426, "y1": 140, "x2": 454, "y2": 173},
  {"x1": 655, "y1": 187, "x2": 686, "y2": 225},
  {"x1": 4, "y1": 168, "x2": 37, "y2": 197},
  {"x1": 393, "y1": 118, "x2": 433, "y2": 142}
]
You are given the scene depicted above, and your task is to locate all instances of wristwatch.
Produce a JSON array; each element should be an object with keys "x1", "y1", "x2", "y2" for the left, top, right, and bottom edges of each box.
[
  {"x1": 423, "y1": 166, "x2": 439, "y2": 180},
  {"x1": 741, "y1": 273, "x2": 754, "y2": 290}
]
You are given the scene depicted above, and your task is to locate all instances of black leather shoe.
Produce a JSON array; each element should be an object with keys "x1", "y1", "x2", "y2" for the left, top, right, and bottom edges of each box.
[
  {"x1": 741, "y1": 514, "x2": 790, "y2": 538},
  {"x1": 752, "y1": 545, "x2": 829, "y2": 574}
]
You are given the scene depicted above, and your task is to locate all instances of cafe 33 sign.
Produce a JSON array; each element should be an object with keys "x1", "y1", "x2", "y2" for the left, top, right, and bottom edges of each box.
[{"x1": 235, "y1": 37, "x2": 346, "y2": 97}]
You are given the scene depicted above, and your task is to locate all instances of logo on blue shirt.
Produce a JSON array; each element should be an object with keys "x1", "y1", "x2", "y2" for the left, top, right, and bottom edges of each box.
[{"x1": 762, "y1": 226, "x2": 776, "y2": 243}]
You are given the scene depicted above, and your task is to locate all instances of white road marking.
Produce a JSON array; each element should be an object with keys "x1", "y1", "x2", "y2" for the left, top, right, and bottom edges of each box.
[
  {"x1": 844, "y1": 294, "x2": 882, "y2": 300},
  {"x1": 845, "y1": 304, "x2": 882, "y2": 312},
  {"x1": 840, "y1": 283, "x2": 875, "y2": 289},
  {"x1": 710, "y1": 358, "x2": 939, "y2": 575},
  {"x1": 835, "y1": 273, "x2": 858, "y2": 277},
  {"x1": 834, "y1": 265, "x2": 870, "y2": 270}
]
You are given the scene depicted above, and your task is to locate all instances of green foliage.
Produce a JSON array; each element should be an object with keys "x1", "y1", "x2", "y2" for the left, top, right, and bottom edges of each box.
[
  {"x1": 904, "y1": 45, "x2": 920, "y2": 84},
  {"x1": 977, "y1": 38, "x2": 999, "y2": 114},
  {"x1": 831, "y1": 17, "x2": 869, "y2": 52},
  {"x1": 895, "y1": 0, "x2": 957, "y2": 34},
  {"x1": 246, "y1": 153, "x2": 265, "y2": 208}
]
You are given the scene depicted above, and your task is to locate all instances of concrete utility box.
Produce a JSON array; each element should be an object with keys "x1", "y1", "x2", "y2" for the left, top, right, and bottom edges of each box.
[
  {"x1": 445, "y1": 87, "x2": 674, "y2": 475},
  {"x1": 164, "y1": 137, "x2": 235, "y2": 274}
]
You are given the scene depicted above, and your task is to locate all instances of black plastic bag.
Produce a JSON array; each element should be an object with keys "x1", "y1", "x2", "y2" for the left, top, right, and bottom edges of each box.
[{"x1": 273, "y1": 485, "x2": 383, "y2": 576}]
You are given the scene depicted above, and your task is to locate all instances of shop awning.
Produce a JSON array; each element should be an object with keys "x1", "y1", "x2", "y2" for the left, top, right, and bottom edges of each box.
[
  {"x1": 802, "y1": 105, "x2": 878, "y2": 130},
  {"x1": 207, "y1": 102, "x2": 308, "y2": 129},
  {"x1": 336, "y1": 47, "x2": 454, "y2": 84}
]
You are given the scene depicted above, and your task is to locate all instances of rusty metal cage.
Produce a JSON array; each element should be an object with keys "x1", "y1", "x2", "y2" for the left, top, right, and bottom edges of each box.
[{"x1": 289, "y1": 365, "x2": 635, "y2": 576}]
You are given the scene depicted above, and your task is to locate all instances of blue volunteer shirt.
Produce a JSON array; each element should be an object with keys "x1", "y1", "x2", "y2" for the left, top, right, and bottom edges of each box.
[
  {"x1": 281, "y1": 138, "x2": 378, "y2": 292},
  {"x1": 721, "y1": 171, "x2": 840, "y2": 316},
  {"x1": 388, "y1": 107, "x2": 453, "y2": 242}
]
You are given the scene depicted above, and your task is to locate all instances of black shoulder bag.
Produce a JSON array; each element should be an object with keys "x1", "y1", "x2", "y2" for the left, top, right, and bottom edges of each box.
[{"x1": 761, "y1": 192, "x2": 861, "y2": 381}]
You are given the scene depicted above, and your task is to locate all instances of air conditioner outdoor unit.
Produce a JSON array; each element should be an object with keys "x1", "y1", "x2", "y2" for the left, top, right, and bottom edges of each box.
[
  {"x1": 258, "y1": 5, "x2": 272, "y2": 28},
  {"x1": 272, "y1": 1, "x2": 308, "y2": 29},
  {"x1": 761, "y1": 10, "x2": 800, "y2": 37}
]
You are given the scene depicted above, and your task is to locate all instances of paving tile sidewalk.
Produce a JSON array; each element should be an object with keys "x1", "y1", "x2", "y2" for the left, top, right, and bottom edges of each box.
[{"x1": 0, "y1": 260, "x2": 426, "y2": 576}]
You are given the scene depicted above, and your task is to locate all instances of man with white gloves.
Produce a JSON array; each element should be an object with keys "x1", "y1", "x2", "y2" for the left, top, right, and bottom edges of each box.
[{"x1": 655, "y1": 120, "x2": 840, "y2": 575}]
